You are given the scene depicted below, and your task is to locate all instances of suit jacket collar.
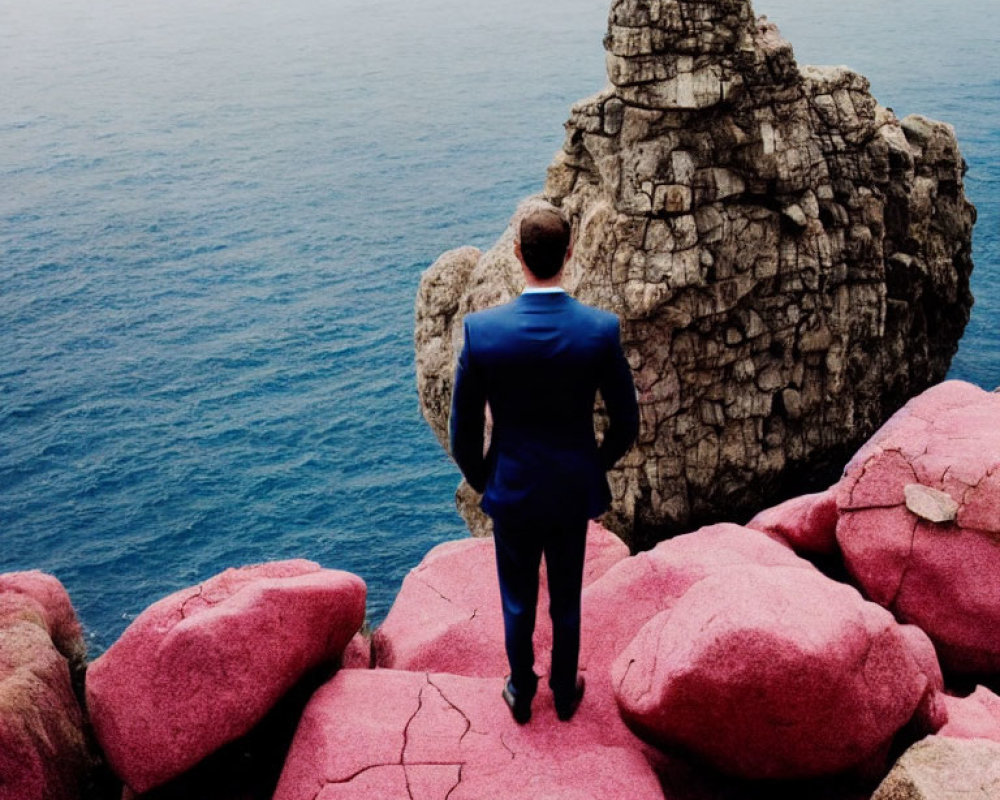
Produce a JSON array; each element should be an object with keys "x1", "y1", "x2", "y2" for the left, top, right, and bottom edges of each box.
[
  {"x1": 521, "y1": 286, "x2": 566, "y2": 294},
  {"x1": 515, "y1": 291, "x2": 572, "y2": 309}
]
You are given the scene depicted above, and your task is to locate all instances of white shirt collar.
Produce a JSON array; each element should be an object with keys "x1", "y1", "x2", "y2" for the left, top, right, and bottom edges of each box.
[{"x1": 521, "y1": 286, "x2": 566, "y2": 294}]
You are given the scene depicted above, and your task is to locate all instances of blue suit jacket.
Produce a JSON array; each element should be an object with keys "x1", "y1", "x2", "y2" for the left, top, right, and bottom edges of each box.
[{"x1": 449, "y1": 291, "x2": 639, "y2": 523}]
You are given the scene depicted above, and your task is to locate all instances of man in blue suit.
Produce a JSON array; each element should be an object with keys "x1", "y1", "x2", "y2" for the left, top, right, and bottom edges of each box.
[{"x1": 449, "y1": 200, "x2": 639, "y2": 724}]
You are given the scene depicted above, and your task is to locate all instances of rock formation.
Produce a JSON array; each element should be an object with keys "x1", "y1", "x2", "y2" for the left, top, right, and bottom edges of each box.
[
  {"x1": 0, "y1": 573, "x2": 91, "y2": 800},
  {"x1": 371, "y1": 518, "x2": 948, "y2": 783},
  {"x1": 273, "y1": 669, "x2": 664, "y2": 800},
  {"x1": 85, "y1": 560, "x2": 366, "y2": 794},
  {"x1": 836, "y1": 381, "x2": 1000, "y2": 675},
  {"x1": 870, "y1": 736, "x2": 1000, "y2": 800},
  {"x1": 938, "y1": 686, "x2": 1000, "y2": 744},
  {"x1": 612, "y1": 565, "x2": 941, "y2": 779},
  {"x1": 2, "y1": 380, "x2": 998, "y2": 798},
  {"x1": 372, "y1": 522, "x2": 627, "y2": 677},
  {"x1": 746, "y1": 484, "x2": 839, "y2": 555},
  {"x1": 414, "y1": 0, "x2": 976, "y2": 547}
]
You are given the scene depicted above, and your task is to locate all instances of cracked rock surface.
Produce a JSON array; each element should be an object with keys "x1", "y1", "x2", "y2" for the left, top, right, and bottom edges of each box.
[
  {"x1": 85, "y1": 560, "x2": 366, "y2": 794},
  {"x1": 414, "y1": 0, "x2": 976, "y2": 548},
  {"x1": 836, "y1": 380, "x2": 1000, "y2": 674},
  {"x1": 870, "y1": 736, "x2": 1000, "y2": 800},
  {"x1": 273, "y1": 669, "x2": 663, "y2": 800},
  {"x1": 372, "y1": 522, "x2": 627, "y2": 676}
]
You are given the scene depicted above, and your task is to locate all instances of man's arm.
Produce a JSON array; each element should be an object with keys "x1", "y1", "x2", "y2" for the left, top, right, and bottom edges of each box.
[
  {"x1": 597, "y1": 318, "x2": 639, "y2": 471},
  {"x1": 449, "y1": 320, "x2": 489, "y2": 493}
]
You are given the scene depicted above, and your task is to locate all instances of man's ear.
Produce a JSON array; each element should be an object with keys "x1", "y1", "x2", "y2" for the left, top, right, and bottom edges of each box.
[
  {"x1": 514, "y1": 239, "x2": 524, "y2": 266},
  {"x1": 564, "y1": 239, "x2": 574, "y2": 264}
]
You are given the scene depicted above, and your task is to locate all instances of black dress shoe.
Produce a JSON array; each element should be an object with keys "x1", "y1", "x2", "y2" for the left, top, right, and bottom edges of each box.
[
  {"x1": 554, "y1": 676, "x2": 585, "y2": 722},
  {"x1": 502, "y1": 676, "x2": 533, "y2": 724}
]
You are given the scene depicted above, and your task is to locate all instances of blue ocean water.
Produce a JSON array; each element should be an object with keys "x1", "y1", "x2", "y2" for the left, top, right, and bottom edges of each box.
[{"x1": 1, "y1": 0, "x2": 996, "y2": 654}]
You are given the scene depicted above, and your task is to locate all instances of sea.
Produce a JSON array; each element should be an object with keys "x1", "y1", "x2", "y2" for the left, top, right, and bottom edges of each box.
[{"x1": 2, "y1": 0, "x2": 997, "y2": 654}]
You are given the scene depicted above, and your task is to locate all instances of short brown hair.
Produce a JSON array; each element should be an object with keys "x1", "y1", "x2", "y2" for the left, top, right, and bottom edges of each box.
[{"x1": 517, "y1": 208, "x2": 571, "y2": 280}]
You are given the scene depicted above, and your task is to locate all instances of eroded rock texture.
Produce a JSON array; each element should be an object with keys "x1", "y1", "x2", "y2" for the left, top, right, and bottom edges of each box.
[
  {"x1": 836, "y1": 381, "x2": 1000, "y2": 675},
  {"x1": 415, "y1": 0, "x2": 975, "y2": 547},
  {"x1": 86, "y1": 561, "x2": 366, "y2": 794},
  {"x1": 0, "y1": 573, "x2": 90, "y2": 800},
  {"x1": 871, "y1": 736, "x2": 1000, "y2": 800}
]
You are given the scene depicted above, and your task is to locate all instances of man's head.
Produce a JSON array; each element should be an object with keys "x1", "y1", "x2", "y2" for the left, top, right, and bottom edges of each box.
[{"x1": 511, "y1": 200, "x2": 571, "y2": 282}]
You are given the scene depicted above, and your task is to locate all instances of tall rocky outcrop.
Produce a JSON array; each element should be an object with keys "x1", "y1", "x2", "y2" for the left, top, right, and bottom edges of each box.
[{"x1": 415, "y1": 0, "x2": 976, "y2": 547}]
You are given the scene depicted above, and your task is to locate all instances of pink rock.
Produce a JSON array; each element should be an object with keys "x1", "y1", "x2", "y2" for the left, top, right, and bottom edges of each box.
[
  {"x1": 0, "y1": 571, "x2": 85, "y2": 662},
  {"x1": 579, "y1": 523, "x2": 810, "y2": 679},
  {"x1": 612, "y1": 565, "x2": 939, "y2": 780},
  {"x1": 939, "y1": 686, "x2": 1000, "y2": 743},
  {"x1": 85, "y1": 560, "x2": 366, "y2": 793},
  {"x1": 273, "y1": 669, "x2": 664, "y2": 800},
  {"x1": 0, "y1": 592, "x2": 89, "y2": 800},
  {"x1": 373, "y1": 521, "x2": 628, "y2": 677},
  {"x1": 340, "y1": 633, "x2": 371, "y2": 669},
  {"x1": 373, "y1": 523, "x2": 792, "y2": 688},
  {"x1": 896, "y1": 624, "x2": 948, "y2": 733},
  {"x1": 568, "y1": 524, "x2": 817, "y2": 757},
  {"x1": 836, "y1": 380, "x2": 1000, "y2": 673},
  {"x1": 746, "y1": 486, "x2": 840, "y2": 555}
]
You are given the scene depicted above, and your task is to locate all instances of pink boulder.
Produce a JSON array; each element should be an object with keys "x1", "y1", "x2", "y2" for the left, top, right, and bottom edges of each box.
[
  {"x1": 274, "y1": 669, "x2": 664, "y2": 800},
  {"x1": 612, "y1": 565, "x2": 939, "y2": 780},
  {"x1": 0, "y1": 580, "x2": 90, "y2": 800},
  {"x1": 567, "y1": 524, "x2": 817, "y2": 756},
  {"x1": 340, "y1": 632, "x2": 371, "y2": 669},
  {"x1": 746, "y1": 486, "x2": 840, "y2": 556},
  {"x1": 85, "y1": 560, "x2": 366, "y2": 793},
  {"x1": 836, "y1": 380, "x2": 1000, "y2": 673},
  {"x1": 376, "y1": 523, "x2": 794, "y2": 692},
  {"x1": 939, "y1": 686, "x2": 1000, "y2": 743},
  {"x1": 578, "y1": 523, "x2": 810, "y2": 685},
  {"x1": 896, "y1": 623, "x2": 948, "y2": 733},
  {"x1": 0, "y1": 571, "x2": 85, "y2": 663},
  {"x1": 373, "y1": 521, "x2": 627, "y2": 677}
]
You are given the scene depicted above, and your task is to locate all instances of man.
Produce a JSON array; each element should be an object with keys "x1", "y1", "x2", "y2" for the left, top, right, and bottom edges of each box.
[{"x1": 449, "y1": 200, "x2": 639, "y2": 724}]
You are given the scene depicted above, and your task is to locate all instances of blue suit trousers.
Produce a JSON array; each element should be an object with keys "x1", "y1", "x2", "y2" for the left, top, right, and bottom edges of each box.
[{"x1": 492, "y1": 515, "x2": 588, "y2": 703}]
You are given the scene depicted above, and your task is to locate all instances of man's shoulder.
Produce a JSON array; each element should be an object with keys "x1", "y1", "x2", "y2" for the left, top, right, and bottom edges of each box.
[
  {"x1": 463, "y1": 294, "x2": 620, "y2": 334},
  {"x1": 567, "y1": 297, "x2": 620, "y2": 331},
  {"x1": 463, "y1": 298, "x2": 518, "y2": 329}
]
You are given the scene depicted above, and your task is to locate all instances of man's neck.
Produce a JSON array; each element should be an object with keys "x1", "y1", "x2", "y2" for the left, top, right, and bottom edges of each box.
[
  {"x1": 523, "y1": 273, "x2": 565, "y2": 294},
  {"x1": 525, "y1": 272, "x2": 561, "y2": 288}
]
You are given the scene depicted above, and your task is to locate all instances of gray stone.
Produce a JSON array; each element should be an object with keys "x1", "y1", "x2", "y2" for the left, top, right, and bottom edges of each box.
[
  {"x1": 871, "y1": 736, "x2": 1000, "y2": 800},
  {"x1": 415, "y1": 0, "x2": 975, "y2": 547},
  {"x1": 904, "y1": 484, "x2": 959, "y2": 524}
]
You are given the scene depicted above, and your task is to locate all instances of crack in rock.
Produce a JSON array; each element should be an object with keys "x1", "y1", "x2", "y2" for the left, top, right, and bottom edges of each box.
[
  {"x1": 845, "y1": 447, "x2": 918, "y2": 512},
  {"x1": 401, "y1": 682, "x2": 427, "y2": 799},
  {"x1": 178, "y1": 584, "x2": 206, "y2": 620},
  {"x1": 425, "y1": 674, "x2": 474, "y2": 745},
  {"x1": 415, "y1": 574, "x2": 460, "y2": 609},
  {"x1": 498, "y1": 734, "x2": 516, "y2": 762},
  {"x1": 444, "y1": 763, "x2": 464, "y2": 800}
]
